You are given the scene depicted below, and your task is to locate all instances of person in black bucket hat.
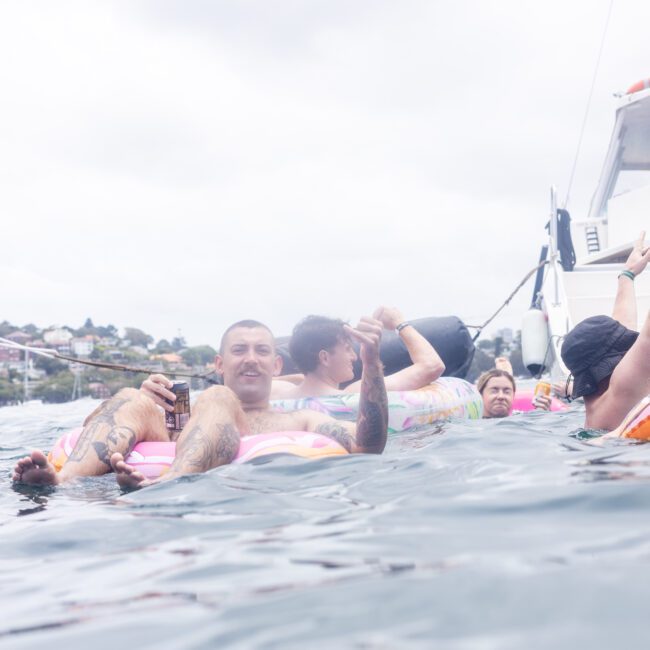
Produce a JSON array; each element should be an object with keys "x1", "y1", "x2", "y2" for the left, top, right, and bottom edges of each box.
[
  {"x1": 560, "y1": 231, "x2": 650, "y2": 431},
  {"x1": 561, "y1": 315, "x2": 638, "y2": 399}
]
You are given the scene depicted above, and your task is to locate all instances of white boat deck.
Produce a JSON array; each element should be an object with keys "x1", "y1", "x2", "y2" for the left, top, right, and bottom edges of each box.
[
  {"x1": 526, "y1": 80, "x2": 650, "y2": 379},
  {"x1": 562, "y1": 267, "x2": 650, "y2": 328}
]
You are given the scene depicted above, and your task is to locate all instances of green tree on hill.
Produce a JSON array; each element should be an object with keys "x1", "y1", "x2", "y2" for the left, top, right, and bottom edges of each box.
[
  {"x1": 154, "y1": 339, "x2": 174, "y2": 354},
  {"x1": 181, "y1": 345, "x2": 217, "y2": 366},
  {"x1": 171, "y1": 336, "x2": 186, "y2": 352},
  {"x1": 124, "y1": 327, "x2": 153, "y2": 348},
  {"x1": 33, "y1": 355, "x2": 68, "y2": 375},
  {"x1": 86, "y1": 369, "x2": 142, "y2": 396},
  {"x1": 0, "y1": 378, "x2": 21, "y2": 405},
  {"x1": 75, "y1": 319, "x2": 119, "y2": 338},
  {"x1": 33, "y1": 371, "x2": 76, "y2": 403}
]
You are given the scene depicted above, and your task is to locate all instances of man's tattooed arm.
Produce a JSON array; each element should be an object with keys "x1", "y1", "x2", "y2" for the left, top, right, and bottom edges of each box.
[
  {"x1": 313, "y1": 422, "x2": 356, "y2": 453},
  {"x1": 172, "y1": 423, "x2": 240, "y2": 474},
  {"x1": 355, "y1": 362, "x2": 388, "y2": 454},
  {"x1": 308, "y1": 362, "x2": 387, "y2": 455}
]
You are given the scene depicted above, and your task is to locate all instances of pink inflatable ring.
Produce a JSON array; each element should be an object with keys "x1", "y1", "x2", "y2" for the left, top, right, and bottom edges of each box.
[
  {"x1": 510, "y1": 389, "x2": 568, "y2": 414},
  {"x1": 48, "y1": 428, "x2": 349, "y2": 479}
]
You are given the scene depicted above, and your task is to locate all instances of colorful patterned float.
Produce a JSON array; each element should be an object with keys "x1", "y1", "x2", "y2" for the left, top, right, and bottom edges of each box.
[{"x1": 270, "y1": 377, "x2": 482, "y2": 433}]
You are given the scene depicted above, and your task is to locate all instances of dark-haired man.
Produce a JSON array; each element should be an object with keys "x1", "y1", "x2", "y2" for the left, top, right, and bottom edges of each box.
[
  {"x1": 13, "y1": 318, "x2": 388, "y2": 489},
  {"x1": 561, "y1": 232, "x2": 650, "y2": 431},
  {"x1": 271, "y1": 306, "x2": 445, "y2": 399}
]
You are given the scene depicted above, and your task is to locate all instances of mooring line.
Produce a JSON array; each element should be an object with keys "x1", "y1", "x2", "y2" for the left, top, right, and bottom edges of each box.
[
  {"x1": 0, "y1": 337, "x2": 220, "y2": 383},
  {"x1": 470, "y1": 260, "x2": 548, "y2": 342}
]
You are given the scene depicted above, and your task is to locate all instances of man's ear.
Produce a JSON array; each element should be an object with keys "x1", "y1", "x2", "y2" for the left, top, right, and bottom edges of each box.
[
  {"x1": 273, "y1": 354, "x2": 283, "y2": 377},
  {"x1": 214, "y1": 354, "x2": 224, "y2": 376},
  {"x1": 318, "y1": 349, "x2": 329, "y2": 366}
]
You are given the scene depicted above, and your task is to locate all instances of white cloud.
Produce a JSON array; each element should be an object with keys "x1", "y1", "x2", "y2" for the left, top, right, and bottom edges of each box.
[{"x1": 1, "y1": 0, "x2": 648, "y2": 347}]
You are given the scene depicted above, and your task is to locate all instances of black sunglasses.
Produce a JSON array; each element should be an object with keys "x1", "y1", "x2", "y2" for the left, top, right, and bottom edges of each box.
[{"x1": 565, "y1": 374, "x2": 573, "y2": 403}]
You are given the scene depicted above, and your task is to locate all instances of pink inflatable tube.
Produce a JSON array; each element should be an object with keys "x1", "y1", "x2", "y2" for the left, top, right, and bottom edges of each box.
[
  {"x1": 510, "y1": 390, "x2": 568, "y2": 414},
  {"x1": 49, "y1": 428, "x2": 348, "y2": 479}
]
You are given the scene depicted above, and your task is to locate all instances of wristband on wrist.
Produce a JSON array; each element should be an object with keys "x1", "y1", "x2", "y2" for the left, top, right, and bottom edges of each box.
[
  {"x1": 395, "y1": 321, "x2": 411, "y2": 333},
  {"x1": 619, "y1": 269, "x2": 635, "y2": 281}
]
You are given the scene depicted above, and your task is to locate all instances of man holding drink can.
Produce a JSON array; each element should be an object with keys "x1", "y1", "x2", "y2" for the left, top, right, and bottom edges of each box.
[{"x1": 13, "y1": 318, "x2": 389, "y2": 488}]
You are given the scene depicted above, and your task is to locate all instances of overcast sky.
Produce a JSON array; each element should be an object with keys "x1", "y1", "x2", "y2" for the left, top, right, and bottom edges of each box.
[{"x1": 1, "y1": 1, "x2": 648, "y2": 346}]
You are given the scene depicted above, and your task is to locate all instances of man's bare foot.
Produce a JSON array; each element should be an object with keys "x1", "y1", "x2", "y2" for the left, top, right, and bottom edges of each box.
[
  {"x1": 110, "y1": 452, "x2": 152, "y2": 490},
  {"x1": 12, "y1": 450, "x2": 61, "y2": 485}
]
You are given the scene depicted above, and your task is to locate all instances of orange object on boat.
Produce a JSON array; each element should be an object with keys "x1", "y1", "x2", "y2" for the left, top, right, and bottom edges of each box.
[
  {"x1": 626, "y1": 79, "x2": 650, "y2": 95},
  {"x1": 618, "y1": 396, "x2": 650, "y2": 441}
]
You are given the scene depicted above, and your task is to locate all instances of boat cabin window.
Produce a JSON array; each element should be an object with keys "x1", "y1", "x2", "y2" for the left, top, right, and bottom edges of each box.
[
  {"x1": 610, "y1": 105, "x2": 650, "y2": 200},
  {"x1": 612, "y1": 169, "x2": 650, "y2": 197}
]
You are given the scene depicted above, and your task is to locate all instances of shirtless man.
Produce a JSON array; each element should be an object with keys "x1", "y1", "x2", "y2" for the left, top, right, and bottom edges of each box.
[
  {"x1": 13, "y1": 318, "x2": 388, "y2": 489},
  {"x1": 271, "y1": 306, "x2": 445, "y2": 399},
  {"x1": 561, "y1": 231, "x2": 650, "y2": 431}
]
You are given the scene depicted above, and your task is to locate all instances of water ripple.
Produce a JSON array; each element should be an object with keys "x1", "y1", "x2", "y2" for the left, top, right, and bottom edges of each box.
[{"x1": 2, "y1": 399, "x2": 650, "y2": 647}]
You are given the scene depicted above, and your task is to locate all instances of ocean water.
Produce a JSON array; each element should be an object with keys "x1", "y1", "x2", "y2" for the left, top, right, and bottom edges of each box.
[{"x1": 2, "y1": 397, "x2": 650, "y2": 649}]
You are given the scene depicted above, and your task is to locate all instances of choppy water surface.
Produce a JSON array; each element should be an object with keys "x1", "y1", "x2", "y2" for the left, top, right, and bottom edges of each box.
[{"x1": 3, "y1": 397, "x2": 650, "y2": 649}]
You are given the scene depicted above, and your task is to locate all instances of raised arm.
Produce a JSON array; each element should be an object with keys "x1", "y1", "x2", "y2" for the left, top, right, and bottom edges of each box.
[
  {"x1": 345, "y1": 307, "x2": 445, "y2": 392},
  {"x1": 306, "y1": 317, "x2": 388, "y2": 454},
  {"x1": 612, "y1": 231, "x2": 650, "y2": 330},
  {"x1": 608, "y1": 309, "x2": 650, "y2": 404},
  {"x1": 346, "y1": 317, "x2": 388, "y2": 453}
]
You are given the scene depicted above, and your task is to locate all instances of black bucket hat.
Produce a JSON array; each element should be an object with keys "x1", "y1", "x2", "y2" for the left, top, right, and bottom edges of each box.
[{"x1": 561, "y1": 315, "x2": 638, "y2": 399}]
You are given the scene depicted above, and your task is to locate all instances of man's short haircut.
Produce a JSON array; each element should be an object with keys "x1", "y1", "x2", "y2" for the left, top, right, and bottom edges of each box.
[
  {"x1": 289, "y1": 315, "x2": 350, "y2": 373},
  {"x1": 219, "y1": 319, "x2": 274, "y2": 353},
  {"x1": 476, "y1": 369, "x2": 516, "y2": 395}
]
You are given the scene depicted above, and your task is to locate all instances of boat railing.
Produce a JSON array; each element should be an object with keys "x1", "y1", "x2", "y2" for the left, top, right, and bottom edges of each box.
[{"x1": 548, "y1": 186, "x2": 560, "y2": 306}]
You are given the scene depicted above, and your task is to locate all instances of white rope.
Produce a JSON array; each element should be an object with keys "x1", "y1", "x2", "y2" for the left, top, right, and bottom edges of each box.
[
  {"x1": 0, "y1": 336, "x2": 219, "y2": 383},
  {"x1": 563, "y1": 0, "x2": 615, "y2": 210},
  {"x1": 0, "y1": 337, "x2": 59, "y2": 358}
]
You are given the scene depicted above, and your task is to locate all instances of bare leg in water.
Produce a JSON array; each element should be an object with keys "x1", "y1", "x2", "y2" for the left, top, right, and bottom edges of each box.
[
  {"x1": 111, "y1": 385, "x2": 246, "y2": 490},
  {"x1": 12, "y1": 388, "x2": 169, "y2": 485}
]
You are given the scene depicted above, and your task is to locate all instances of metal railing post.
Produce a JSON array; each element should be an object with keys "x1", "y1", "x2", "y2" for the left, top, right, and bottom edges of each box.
[{"x1": 549, "y1": 186, "x2": 560, "y2": 305}]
